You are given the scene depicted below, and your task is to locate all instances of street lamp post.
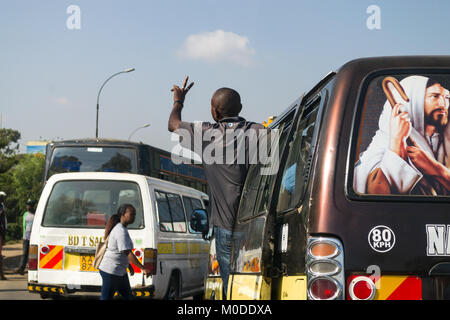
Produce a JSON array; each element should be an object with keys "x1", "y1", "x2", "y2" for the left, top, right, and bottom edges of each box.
[
  {"x1": 128, "y1": 124, "x2": 150, "y2": 141},
  {"x1": 96, "y1": 68, "x2": 135, "y2": 138}
]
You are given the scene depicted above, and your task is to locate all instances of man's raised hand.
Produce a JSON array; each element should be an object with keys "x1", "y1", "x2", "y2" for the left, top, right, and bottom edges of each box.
[{"x1": 171, "y1": 76, "x2": 194, "y2": 105}]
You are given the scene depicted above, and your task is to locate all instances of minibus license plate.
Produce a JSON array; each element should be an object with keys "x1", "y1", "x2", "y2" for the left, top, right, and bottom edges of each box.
[{"x1": 80, "y1": 255, "x2": 96, "y2": 272}]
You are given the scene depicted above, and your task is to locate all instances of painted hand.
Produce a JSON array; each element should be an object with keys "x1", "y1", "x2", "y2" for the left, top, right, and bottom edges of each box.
[
  {"x1": 406, "y1": 146, "x2": 440, "y2": 176},
  {"x1": 389, "y1": 103, "x2": 411, "y2": 160}
]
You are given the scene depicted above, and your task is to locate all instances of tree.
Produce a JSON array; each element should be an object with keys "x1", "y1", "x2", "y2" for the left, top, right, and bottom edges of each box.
[
  {"x1": 0, "y1": 128, "x2": 20, "y2": 174},
  {"x1": 10, "y1": 153, "x2": 45, "y2": 218},
  {"x1": 0, "y1": 128, "x2": 20, "y2": 157},
  {"x1": 0, "y1": 128, "x2": 45, "y2": 230}
]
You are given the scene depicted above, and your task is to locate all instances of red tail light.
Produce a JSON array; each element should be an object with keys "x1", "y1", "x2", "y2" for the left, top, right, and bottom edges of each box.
[
  {"x1": 309, "y1": 277, "x2": 340, "y2": 300},
  {"x1": 28, "y1": 245, "x2": 38, "y2": 270},
  {"x1": 143, "y1": 248, "x2": 157, "y2": 275},
  {"x1": 348, "y1": 276, "x2": 376, "y2": 300}
]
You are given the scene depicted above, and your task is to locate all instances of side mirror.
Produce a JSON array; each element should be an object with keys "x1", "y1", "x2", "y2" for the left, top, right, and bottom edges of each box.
[{"x1": 190, "y1": 208, "x2": 209, "y2": 234}]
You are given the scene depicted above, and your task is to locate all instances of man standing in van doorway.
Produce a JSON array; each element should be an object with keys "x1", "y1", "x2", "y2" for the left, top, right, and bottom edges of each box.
[
  {"x1": 354, "y1": 76, "x2": 450, "y2": 195},
  {"x1": 168, "y1": 76, "x2": 266, "y2": 299}
]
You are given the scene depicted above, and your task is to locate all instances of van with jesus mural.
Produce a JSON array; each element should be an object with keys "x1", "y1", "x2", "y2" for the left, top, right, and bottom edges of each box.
[{"x1": 193, "y1": 56, "x2": 450, "y2": 300}]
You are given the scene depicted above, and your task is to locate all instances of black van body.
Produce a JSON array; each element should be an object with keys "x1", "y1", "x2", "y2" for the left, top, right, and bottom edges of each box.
[{"x1": 223, "y1": 56, "x2": 450, "y2": 300}]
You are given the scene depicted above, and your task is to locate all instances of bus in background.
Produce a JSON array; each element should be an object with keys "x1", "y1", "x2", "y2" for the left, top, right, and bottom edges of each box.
[{"x1": 43, "y1": 138, "x2": 207, "y2": 194}]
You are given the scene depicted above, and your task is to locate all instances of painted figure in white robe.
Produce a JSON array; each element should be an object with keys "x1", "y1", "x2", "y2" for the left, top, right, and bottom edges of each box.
[{"x1": 354, "y1": 75, "x2": 450, "y2": 195}]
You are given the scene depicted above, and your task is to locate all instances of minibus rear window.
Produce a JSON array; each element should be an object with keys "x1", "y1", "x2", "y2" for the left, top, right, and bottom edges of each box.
[
  {"x1": 42, "y1": 180, "x2": 144, "y2": 228},
  {"x1": 352, "y1": 72, "x2": 450, "y2": 197}
]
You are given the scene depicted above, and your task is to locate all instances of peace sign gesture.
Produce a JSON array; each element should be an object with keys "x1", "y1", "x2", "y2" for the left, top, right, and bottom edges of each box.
[{"x1": 171, "y1": 76, "x2": 194, "y2": 105}]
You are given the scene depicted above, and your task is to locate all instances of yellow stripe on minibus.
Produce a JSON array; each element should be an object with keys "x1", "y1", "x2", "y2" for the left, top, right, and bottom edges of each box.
[
  {"x1": 190, "y1": 243, "x2": 202, "y2": 254},
  {"x1": 157, "y1": 243, "x2": 173, "y2": 254},
  {"x1": 175, "y1": 243, "x2": 188, "y2": 254}
]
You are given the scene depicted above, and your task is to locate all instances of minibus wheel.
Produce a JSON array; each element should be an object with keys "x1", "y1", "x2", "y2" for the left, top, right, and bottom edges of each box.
[
  {"x1": 164, "y1": 273, "x2": 180, "y2": 300},
  {"x1": 40, "y1": 293, "x2": 50, "y2": 299}
]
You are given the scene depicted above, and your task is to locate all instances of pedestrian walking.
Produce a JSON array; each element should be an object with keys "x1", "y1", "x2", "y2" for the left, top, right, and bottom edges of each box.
[
  {"x1": 98, "y1": 203, "x2": 150, "y2": 300},
  {"x1": 16, "y1": 199, "x2": 36, "y2": 275},
  {"x1": 0, "y1": 191, "x2": 7, "y2": 280},
  {"x1": 168, "y1": 77, "x2": 266, "y2": 298}
]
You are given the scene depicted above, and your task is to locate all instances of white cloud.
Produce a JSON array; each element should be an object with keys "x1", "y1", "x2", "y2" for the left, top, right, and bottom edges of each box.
[
  {"x1": 51, "y1": 97, "x2": 69, "y2": 105},
  {"x1": 178, "y1": 30, "x2": 255, "y2": 66}
]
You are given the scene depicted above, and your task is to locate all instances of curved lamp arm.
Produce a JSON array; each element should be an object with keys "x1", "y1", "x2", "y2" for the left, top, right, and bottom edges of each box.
[
  {"x1": 96, "y1": 68, "x2": 135, "y2": 138},
  {"x1": 128, "y1": 124, "x2": 150, "y2": 141}
]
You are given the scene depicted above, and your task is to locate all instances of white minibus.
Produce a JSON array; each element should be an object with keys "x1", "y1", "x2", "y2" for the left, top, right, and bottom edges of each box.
[{"x1": 27, "y1": 172, "x2": 209, "y2": 299}]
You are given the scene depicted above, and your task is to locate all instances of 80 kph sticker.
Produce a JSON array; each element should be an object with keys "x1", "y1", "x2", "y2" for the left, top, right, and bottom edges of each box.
[{"x1": 368, "y1": 226, "x2": 396, "y2": 253}]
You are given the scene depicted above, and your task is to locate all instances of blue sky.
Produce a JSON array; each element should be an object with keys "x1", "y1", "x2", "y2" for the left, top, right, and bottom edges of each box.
[{"x1": 1, "y1": 0, "x2": 450, "y2": 153}]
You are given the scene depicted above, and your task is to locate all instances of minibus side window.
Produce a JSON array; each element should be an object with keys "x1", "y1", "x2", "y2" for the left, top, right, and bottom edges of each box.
[
  {"x1": 276, "y1": 102, "x2": 319, "y2": 213},
  {"x1": 155, "y1": 191, "x2": 172, "y2": 231},
  {"x1": 167, "y1": 193, "x2": 186, "y2": 232},
  {"x1": 253, "y1": 121, "x2": 292, "y2": 215},
  {"x1": 155, "y1": 190, "x2": 186, "y2": 233},
  {"x1": 191, "y1": 198, "x2": 203, "y2": 210},
  {"x1": 183, "y1": 196, "x2": 203, "y2": 234},
  {"x1": 238, "y1": 164, "x2": 263, "y2": 221},
  {"x1": 237, "y1": 110, "x2": 295, "y2": 221}
]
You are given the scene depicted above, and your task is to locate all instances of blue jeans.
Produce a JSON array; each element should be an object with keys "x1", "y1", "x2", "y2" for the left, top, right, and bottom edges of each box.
[
  {"x1": 214, "y1": 226, "x2": 233, "y2": 299},
  {"x1": 99, "y1": 270, "x2": 133, "y2": 300}
]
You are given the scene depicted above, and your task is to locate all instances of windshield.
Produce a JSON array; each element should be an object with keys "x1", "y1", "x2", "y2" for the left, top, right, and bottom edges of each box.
[
  {"x1": 47, "y1": 146, "x2": 137, "y2": 179},
  {"x1": 42, "y1": 180, "x2": 144, "y2": 228}
]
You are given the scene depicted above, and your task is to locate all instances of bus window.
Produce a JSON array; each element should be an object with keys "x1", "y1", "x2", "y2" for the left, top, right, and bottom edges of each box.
[
  {"x1": 48, "y1": 146, "x2": 137, "y2": 178},
  {"x1": 44, "y1": 140, "x2": 208, "y2": 193},
  {"x1": 276, "y1": 101, "x2": 320, "y2": 213},
  {"x1": 352, "y1": 73, "x2": 450, "y2": 197}
]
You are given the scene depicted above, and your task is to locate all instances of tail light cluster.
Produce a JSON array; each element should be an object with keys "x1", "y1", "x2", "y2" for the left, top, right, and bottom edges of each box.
[
  {"x1": 28, "y1": 245, "x2": 38, "y2": 270},
  {"x1": 143, "y1": 248, "x2": 157, "y2": 275},
  {"x1": 306, "y1": 237, "x2": 344, "y2": 300}
]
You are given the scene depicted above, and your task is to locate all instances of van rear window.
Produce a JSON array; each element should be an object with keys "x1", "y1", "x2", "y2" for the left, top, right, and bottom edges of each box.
[
  {"x1": 42, "y1": 180, "x2": 144, "y2": 228},
  {"x1": 353, "y1": 73, "x2": 450, "y2": 197}
]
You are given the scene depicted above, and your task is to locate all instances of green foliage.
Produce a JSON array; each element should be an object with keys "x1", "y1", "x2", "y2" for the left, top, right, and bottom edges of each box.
[
  {"x1": 0, "y1": 128, "x2": 45, "y2": 224},
  {"x1": 0, "y1": 129, "x2": 20, "y2": 174},
  {"x1": 6, "y1": 223, "x2": 21, "y2": 241},
  {"x1": 10, "y1": 153, "x2": 45, "y2": 217},
  {"x1": 0, "y1": 129, "x2": 20, "y2": 157}
]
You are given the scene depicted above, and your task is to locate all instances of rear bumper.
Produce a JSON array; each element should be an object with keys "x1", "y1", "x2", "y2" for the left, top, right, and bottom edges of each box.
[
  {"x1": 346, "y1": 274, "x2": 450, "y2": 300},
  {"x1": 28, "y1": 282, "x2": 155, "y2": 298}
]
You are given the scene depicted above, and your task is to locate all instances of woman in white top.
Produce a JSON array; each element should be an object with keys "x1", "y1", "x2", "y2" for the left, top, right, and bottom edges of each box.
[{"x1": 98, "y1": 203, "x2": 150, "y2": 300}]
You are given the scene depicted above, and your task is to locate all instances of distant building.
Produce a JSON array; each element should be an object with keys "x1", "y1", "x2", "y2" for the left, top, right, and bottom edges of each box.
[{"x1": 26, "y1": 141, "x2": 49, "y2": 155}]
